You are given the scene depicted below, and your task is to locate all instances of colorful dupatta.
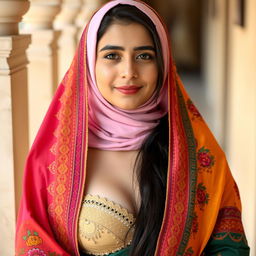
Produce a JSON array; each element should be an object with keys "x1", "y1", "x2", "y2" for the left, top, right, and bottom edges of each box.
[{"x1": 15, "y1": 1, "x2": 249, "y2": 255}]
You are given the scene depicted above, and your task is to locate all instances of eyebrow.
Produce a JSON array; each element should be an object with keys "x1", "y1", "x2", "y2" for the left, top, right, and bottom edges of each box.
[{"x1": 99, "y1": 45, "x2": 156, "y2": 52}]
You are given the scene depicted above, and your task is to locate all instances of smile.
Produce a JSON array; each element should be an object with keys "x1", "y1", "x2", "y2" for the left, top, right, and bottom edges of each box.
[{"x1": 115, "y1": 85, "x2": 142, "y2": 95}]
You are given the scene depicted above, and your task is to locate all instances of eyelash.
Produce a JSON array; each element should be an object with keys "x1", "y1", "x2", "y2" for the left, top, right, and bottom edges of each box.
[
  {"x1": 103, "y1": 52, "x2": 154, "y2": 61},
  {"x1": 104, "y1": 53, "x2": 120, "y2": 60},
  {"x1": 137, "y1": 53, "x2": 154, "y2": 60}
]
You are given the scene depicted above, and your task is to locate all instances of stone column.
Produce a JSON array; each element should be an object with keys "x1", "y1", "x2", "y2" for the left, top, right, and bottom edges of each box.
[
  {"x1": 21, "y1": 0, "x2": 62, "y2": 144},
  {"x1": 75, "y1": 0, "x2": 104, "y2": 40},
  {"x1": 54, "y1": 0, "x2": 81, "y2": 82},
  {"x1": 0, "y1": 1, "x2": 30, "y2": 255}
]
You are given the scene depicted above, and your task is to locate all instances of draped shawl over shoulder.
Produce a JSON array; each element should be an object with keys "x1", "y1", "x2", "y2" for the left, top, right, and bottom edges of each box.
[{"x1": 16, "y1": 0, "x2": 249, "y2": 255}]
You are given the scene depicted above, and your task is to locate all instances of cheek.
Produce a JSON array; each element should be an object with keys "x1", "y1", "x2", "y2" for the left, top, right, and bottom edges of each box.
[
  {"x1": 145, "y1": 65, "x2": 158, "y2": 88},
  {"x1": 151, "y1": 69, "x2": 158, "y2": 84},
  {"x1": 95, "y1": 63, "x2": 112, "y2": 90}
]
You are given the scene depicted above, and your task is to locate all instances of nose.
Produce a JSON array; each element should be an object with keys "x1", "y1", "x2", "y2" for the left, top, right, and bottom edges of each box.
[{"x1": 120, "y1": 57, "x2": 138, "y2": 79}]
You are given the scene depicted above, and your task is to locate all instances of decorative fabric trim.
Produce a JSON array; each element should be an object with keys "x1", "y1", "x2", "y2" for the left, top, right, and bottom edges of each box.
[
  {"x1": 155, "y1": 74, "x2": 197, "y2": 256},
  {"x1": 78, "y1": 195, "x2": 135, "y2": 255},
  {"x1": 212, "y1": 207, "x2": 246, "y2": 243},
  {"x1": 176, "y1": 82, "x2": 197, "y2": 255}
]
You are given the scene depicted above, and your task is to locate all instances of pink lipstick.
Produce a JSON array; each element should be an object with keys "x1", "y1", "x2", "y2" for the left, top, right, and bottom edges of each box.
[{"x1": 115, "y1": 85, "x2": 142, "y2": 95}]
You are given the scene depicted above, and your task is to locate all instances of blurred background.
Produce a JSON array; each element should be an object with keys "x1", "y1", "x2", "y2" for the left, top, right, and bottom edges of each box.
[{"x1": 0, "y1": 0, "x2": 255, "y2": 255}]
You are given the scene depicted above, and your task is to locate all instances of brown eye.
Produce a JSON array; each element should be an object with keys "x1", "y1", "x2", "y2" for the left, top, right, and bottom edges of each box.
[
  {"x1": 104, "y1": 53, "x2": 120, "y2": 60},
  {"x1": 137, "y1": 53, "x2": 154, "y2": 60}
]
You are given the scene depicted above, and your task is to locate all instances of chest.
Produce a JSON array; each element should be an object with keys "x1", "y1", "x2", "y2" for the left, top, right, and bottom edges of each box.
[{"x1": 84, "y1": 148, "x2": 140, "y2": 215}]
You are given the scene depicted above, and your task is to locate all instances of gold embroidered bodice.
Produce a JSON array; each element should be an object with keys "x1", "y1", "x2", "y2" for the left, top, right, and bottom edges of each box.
[{"x1": 78, "y1": 194, "x2": 135, "y2": 255}]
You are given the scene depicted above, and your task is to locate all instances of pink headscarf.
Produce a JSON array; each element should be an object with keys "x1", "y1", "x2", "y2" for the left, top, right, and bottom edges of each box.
[{"x1": 87, "y1": 0, "x2": 170, "y2": 150}]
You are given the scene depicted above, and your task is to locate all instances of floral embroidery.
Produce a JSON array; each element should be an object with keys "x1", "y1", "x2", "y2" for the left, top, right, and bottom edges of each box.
[
  {"x1": 18, "y1": 248, "x2": 61, "y2": 256},
  {"x1": 27, "y1": 248, "x2": 46, "y2": 256},
  {"x1": 196, "y1": 183, "x2": 209, "y2": 210},
  {"x1": 197, "y1": 147, "x2": 215, "y2": 172},
  {"x1": 184, "y1": 247, "x2": 194, "y2": 256},
  {"x1": 191, "y1": 212, "x2": 199, "y2": 236},
  {"x1": 23, "y1": 230, "x2": 42, "y2": 247},
  {"x1": 187, "y1": 99, "x2": 202, "y2": 120}
]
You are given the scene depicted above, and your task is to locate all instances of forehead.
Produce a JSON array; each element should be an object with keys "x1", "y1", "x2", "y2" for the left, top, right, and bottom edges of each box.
[{"x1": 97, "y1": 22, "x2": 154, "y2": 49}]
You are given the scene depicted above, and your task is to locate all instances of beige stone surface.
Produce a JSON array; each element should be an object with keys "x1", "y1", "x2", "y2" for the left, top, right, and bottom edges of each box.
[
  {"x1": 21, "y1": 0, "x2": 62, "y2": 144},
  {"x1": 76, "y1": 0, "x2": 104, "y2": 40},
  {"x1": 0, "y1": 34, "x2": 30, "y2": 256},
  {"x1": 202, "y1": 0, "x2": 228, "y2": 146},
  {"x1": 54, "y1": 0, "x2": 81, "y2": 28},
  {"x1": 203, "y1": 0, "x2": 256, "y2": 252},
  {"x1": 54, "y1": 0, "x2": 81, "y2": 82},
  {"x1": 0, "y1": 0, "x2": 30, "y2": 35},
  {"x1": 0, "y1": 73, "x2": 16, "y2": 256},
  {"x1": 226, "y1": 0, "x2": 256, "y2": 253},
  {"x1": 25, "y1": 30, "x2": 60, "y2": 144},
  {"x1": 22, "y1": 0, "x2": 61, "y2": 30}
]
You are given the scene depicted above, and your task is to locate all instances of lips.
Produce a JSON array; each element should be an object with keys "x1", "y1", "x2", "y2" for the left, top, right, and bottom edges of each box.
[{"x1": 115, "y1": 85, "x2": 142, "y2": 95}]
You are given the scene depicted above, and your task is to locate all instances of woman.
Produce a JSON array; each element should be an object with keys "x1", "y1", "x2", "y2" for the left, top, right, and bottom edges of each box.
[{"x1": 15, "y1": 1, "x2": 250, "y2": 255}]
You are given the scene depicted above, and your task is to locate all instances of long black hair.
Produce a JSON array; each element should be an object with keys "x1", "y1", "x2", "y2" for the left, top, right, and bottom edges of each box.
[{"x1": 97, "y1": 5, "x2": 169, "y2": 256}]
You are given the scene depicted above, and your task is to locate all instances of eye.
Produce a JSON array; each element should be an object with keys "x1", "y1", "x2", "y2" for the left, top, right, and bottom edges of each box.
[
  {"x1": 137, "y1": 53, "x2": 154, "y2": 60},
  {"x1": 104, "y1": 53, "x2": 120, "y2": 60}
]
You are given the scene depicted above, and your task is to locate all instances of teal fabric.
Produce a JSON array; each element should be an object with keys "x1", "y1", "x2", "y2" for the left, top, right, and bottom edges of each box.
[
  {"x1": 203, "y1": 234, "x2": 250, "y2": 256},
  {"x1": 108, "y1": 246, "x2": 130, "y2": 256},
  {"x1": 82, "y1": 246, "x2": 130, "y2": 256}
]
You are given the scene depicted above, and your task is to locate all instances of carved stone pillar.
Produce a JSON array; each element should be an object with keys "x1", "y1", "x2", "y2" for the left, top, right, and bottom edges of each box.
[
  {"x1": 21, "y1": 0, "x2": 61, "y2": 144},
  {"x1": 75, "y1": 0, "x2": 104, "y2": 40},
  {"x1": 0, "y1": 0, "x2": 29, "y2": 35},
  {"x1": 54, "y1": 0, "x2": 81, "y2": 82},
  {"x1": 0, "y1": 1, "x2": 30, "y2": 255}
]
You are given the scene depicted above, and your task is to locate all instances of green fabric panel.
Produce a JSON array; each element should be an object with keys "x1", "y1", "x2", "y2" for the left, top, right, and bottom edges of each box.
[
  {"x1": 82, "y1": 246, "x2": 130, "y2": 256},
  {"x1": 107, "y1": 246, "x2": 130, "y2": 256},
  {"x1": 203, "y1": 234, "x2": 250, "y2": 256}
]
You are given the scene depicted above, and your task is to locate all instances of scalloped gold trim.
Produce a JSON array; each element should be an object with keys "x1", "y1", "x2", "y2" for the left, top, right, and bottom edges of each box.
[
  {"x1": 84, "y1": 194, "x2": 135, "y2": 223},
  {"x1": 78, "y1": 194, "x2": 135, "y2": 255}
]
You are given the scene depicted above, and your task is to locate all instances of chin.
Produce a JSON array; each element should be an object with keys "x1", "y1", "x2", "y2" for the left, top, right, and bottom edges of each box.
[
  {"x1": 118, "y1": 105, "x2": 137, "y2": 111},
  {"x1": 114, "y1": 103, "x2": 140, "y2": 111}
]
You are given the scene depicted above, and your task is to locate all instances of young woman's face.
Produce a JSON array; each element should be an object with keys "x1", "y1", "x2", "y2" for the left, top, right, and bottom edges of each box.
[{"x1": 95, "y1": 22, "x2": 158, "y2": 110}]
